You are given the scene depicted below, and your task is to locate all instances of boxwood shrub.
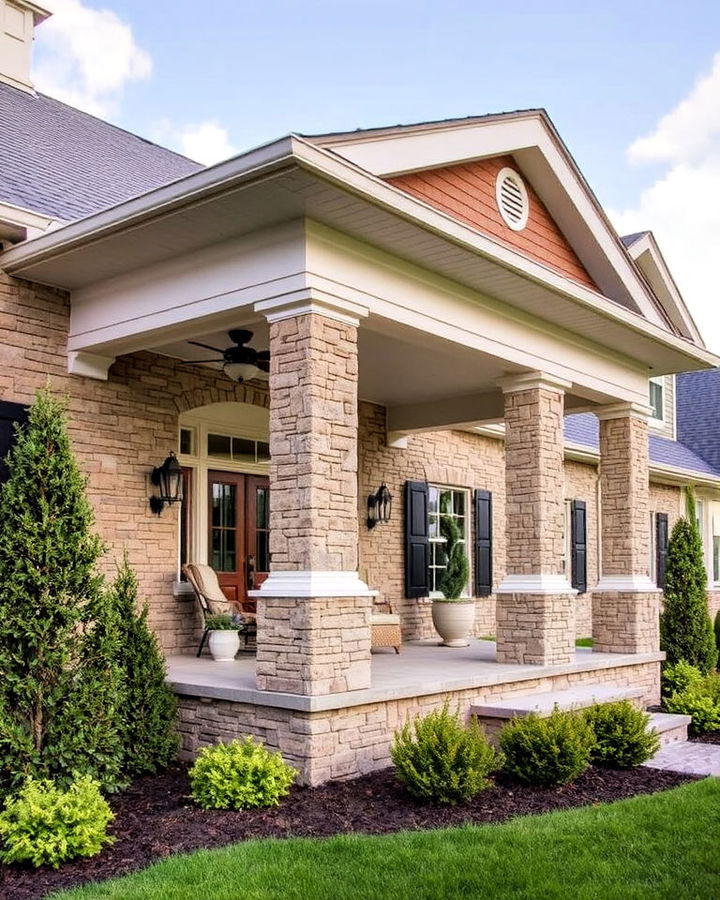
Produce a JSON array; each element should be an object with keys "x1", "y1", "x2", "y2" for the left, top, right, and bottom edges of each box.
[
  {"x1": 584, "y1": 701, "x2": 659, "y2": 768},
  {"x1": 499, "y1": 708, "x2": 595, "y2": 786}
]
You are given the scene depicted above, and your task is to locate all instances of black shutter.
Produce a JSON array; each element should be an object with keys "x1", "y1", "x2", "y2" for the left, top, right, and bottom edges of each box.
[
  {"x1": 404, "y1": 480, "x2": 429, "y2": 598},
  {"x1": 570, "y1": 499, "x2": 587, "y2": 594},
  {"x1": 656, "y1": 513, "x2": 669, "y2": 590},
  {"x1": 474, "y1": 489, "x2": 493, "y2": 597},
  {"x1": 0, "y1": 401, "x2": 28, "y2": 484}
]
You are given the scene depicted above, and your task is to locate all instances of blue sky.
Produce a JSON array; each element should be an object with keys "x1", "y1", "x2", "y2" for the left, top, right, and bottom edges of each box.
[{"x1": 32, "y1": 0, "x2": 720, "y2": 346}]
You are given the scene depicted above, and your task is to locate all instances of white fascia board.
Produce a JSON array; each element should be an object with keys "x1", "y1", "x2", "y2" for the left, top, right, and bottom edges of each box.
[
  {"x1": 313, "y1": 114, "x2": 667, "y2": 330},
  {"x1": 0, "y1": 200, "x2": 61, "y2": 236},
  {"x1": 0, "y1": 136, "x2": 297, "y2": 271},
  {"x1": 291, "y1": 138, "x2": 720, "y2": 372},
  {"x1": 625, "y1": 231, "x2": 704, "y2": 345}
]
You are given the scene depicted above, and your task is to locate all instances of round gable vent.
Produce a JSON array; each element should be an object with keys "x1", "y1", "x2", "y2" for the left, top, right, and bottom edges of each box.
[{"x1": 496, "y1": 167, "x2": 529, "y2": 231}]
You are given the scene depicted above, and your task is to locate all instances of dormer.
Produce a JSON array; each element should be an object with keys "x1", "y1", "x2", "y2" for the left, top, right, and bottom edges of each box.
[{"x1": 0, "y1": 0, "x2": 50, "y2": 94}]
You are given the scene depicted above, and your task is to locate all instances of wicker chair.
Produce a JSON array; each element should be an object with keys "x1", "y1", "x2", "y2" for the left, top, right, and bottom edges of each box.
[
  {"x1": 183, "y1": 563, "x2": 257, "y2": 657},
  {"x1": 371, "y1": 603, "x2": 401, "y2": 654}
]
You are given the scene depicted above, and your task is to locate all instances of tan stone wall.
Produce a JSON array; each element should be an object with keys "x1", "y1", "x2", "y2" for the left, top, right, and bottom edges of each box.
[
  {"x1": 0, "y1": 272, "x2": 268, "y2": 653},
  {"x1": 565, "y1": 460, "x2": 599, "y2": 636},
  {"x1": 357, "y1": 401, "x2": 506, "y2": 640},
  {"x1": 177, "y1": 659, "x2": 660, "y2": 785}
]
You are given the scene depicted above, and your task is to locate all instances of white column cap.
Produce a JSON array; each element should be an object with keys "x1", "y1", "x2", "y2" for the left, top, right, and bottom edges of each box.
[{"x1": 496, "y1": 371, "x2": 572, "y2": 395}]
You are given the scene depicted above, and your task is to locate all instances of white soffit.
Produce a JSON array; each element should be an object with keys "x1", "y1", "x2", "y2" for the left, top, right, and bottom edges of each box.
[
  {"x1": 623, "y1": 231, "x2": 703, "y2": 346},
  {"x1": 310, "y1": 113, "x2": 668, "y2": 330}
]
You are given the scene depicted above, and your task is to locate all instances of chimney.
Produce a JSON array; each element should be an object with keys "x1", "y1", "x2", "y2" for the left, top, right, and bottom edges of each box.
[{"x1": 0, "y1": 0, "x2": 51, "y2": 94}]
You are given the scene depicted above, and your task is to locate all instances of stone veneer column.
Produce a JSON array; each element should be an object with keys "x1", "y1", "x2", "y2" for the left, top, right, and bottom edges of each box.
[
  {"x1": 495, "y1": 372, "x2": 576, "y2": 665},
  {"x1": 593, "y1": 403, "x2": 660, "y2": 653},
  {"x1": 250, "y1": 298, "x2": 375, "y2": 696}
]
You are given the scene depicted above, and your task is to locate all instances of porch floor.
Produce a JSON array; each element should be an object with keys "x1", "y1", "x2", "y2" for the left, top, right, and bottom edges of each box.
[{"x1": 166, "y1": 640, "x2": 663, "y2": 712}]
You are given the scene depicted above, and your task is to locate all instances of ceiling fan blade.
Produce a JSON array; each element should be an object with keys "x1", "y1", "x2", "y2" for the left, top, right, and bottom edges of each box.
[
  {"x1": 188, "y1": 340, "x2": 225, "y2": 353},
  {"x1": 256, "y1": 350, "x2": 270, "y2": 361},
  {"x1": 257, "y1": 359, "x2": 270, "y2": 373},
  {"x1": 178, "y1": 358, "x2": 222, "y2": 364}
]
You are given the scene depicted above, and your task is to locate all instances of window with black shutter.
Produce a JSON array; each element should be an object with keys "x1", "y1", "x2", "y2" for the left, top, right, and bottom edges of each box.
[
  {"x1": 0, "y1": 401, "x2": 28, "y2": 484},
  {"x1": 475, "y1": 489, "x2": 493, "y2": 596},
  {"x1": 404, "y1": 481, "x2": 429, "y2": 598},
  {"x1": 570, "y1": 499, "x2": 587, "y2": 593},
  {"x1": 656, "y1": 512, "x2": 669, "y2": 590}
]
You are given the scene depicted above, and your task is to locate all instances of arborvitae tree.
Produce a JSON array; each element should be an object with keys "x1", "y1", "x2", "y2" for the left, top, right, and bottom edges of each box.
[
  {"x1": 439, "y1": 511, "x2": 470, "y2": 600},
  {"x1": 110, "y1": 555, "x2": 178, "y2": 777},
  {"x1": 0, "y1": 389, "x2": 124, "y2": 794},
  {"x1": 660, "y1": 489, "x2": 718, "y2": 674}
]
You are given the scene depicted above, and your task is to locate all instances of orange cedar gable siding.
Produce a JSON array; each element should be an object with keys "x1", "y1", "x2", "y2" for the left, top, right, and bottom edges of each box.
[{"x1": 388, "y1": 154, "x2": 598, "y2": 291}]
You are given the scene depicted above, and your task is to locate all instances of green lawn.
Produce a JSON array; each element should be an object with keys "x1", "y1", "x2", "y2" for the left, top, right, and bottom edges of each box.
[
  {"x1": 575, "y1": 637, "x2": 594, "y2": 647},
  {"x1": 52, "y1": 778, "x2": 720, "y2": 900}
]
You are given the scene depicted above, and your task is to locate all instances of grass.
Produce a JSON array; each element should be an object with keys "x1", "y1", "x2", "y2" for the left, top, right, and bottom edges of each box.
[
  {"x1": 51, "y1": 778, "x2": 720, "y2": 900},
  {"x1": 575, "y1": 637, "x2": 594, "y2": 647}
]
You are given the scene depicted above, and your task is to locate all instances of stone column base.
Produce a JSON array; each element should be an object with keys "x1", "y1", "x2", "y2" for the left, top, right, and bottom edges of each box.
[
  {"x1": 496, "y1": 593, "x2": 576, "y2": 665},
  {"x1": 592, "y1": 590, "x2": 660, "y2": 654},
  {"x1": 255, "y1": 594, "x2": 372, "y2": 695}
]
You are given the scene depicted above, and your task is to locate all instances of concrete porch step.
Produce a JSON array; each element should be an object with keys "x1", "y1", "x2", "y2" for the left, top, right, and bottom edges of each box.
[
  {"x1": 647, "y1": 712, "x2": 691, "y2": 746},
  {"x1": 471, "y1": 684, "x2": 645, "y2": 720}
]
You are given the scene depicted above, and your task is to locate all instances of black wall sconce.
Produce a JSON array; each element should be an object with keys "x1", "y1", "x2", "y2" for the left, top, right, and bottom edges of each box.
[
  {"x1": 367, "y1": 482, "x2": 392, "y2": 529},
  {"x1": 149, "y1": 451, "x2": 183, "y2": 515}
]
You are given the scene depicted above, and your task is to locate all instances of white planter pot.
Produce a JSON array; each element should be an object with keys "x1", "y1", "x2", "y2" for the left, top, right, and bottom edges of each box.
[
  {"x1": 208, "y1": 629, "x2": 240, "y2": 661},
  {"x1": 431, "y1": 599, "x2": 476, "y2": 647}
]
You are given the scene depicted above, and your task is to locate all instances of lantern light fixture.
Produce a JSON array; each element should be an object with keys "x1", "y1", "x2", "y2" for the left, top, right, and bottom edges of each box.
[
  {"x1": 224, "y1": 361, "x2": 261, "y2": 383},
  {"x1": 367, "y1": 481, "x2": 392, "y2": 529},
  {"x1": 149, "y1": 450, "x2": 183, "y2": 515}
]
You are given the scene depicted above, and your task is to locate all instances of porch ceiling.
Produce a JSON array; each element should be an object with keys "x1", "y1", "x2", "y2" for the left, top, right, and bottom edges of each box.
[{"x1": 3, "y1": 137, "x2": 717, "y2": 376}]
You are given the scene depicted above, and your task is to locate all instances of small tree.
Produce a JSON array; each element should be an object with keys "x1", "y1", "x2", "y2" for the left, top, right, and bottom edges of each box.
[
  {"x1": 109, "y1": 555, "x2": 178, "y2": 777},
  {"x1": 0, "y1": 389, "x2": 124, "y2": 794},
  {"x1": 439, "y1": 512, "x2": 470, "y2": 600},
  {"x1": 660, "y1": 489, "x2": 718, "y2": 674}
]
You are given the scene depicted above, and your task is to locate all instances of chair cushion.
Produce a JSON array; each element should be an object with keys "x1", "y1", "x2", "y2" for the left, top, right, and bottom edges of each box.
[
  {"x1": 187, "y1": 563, "x2": 235, "y2": 615},
  {"x1": 371, "y1": 613, "x2": 401, "y2": 625}
]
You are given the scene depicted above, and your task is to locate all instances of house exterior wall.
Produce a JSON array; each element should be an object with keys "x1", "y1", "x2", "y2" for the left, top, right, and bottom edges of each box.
[
  {"x1": 387, "y1": 155, "x2": 597, "y2": 290},
  {"x1": 0, "y1": 271, "x2": 269, "y2": 654}
]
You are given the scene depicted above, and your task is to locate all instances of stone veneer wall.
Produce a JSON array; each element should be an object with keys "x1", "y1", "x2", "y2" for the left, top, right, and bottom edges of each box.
[
  {"x1": 176, "y1": 659, "x2": 660, "y2": 785},
  {"x1": 0, "y1": 272, "x2": 268, "y2": 653}
]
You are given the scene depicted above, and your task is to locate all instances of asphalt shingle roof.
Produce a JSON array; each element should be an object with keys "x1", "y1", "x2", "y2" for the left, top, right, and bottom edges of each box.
[
  {"x1": 564, "y1": 412, "x2": 720, "y2": 477},
  {"x1": 0, "y1": 83, "x2": 202, "y2": 221},
  {"x1": 676, "y1": 370, "x2": 720, "y2": 474}
]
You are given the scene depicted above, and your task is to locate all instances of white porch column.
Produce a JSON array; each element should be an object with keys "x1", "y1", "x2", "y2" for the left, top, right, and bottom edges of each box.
[
  {"x1": 250, "y1": 296, "x2": 375, "y2": 695},
  {"x1": 593, "y1": 402, "x2": 661, "y2": 653},
  {"x1": 495, "y1": 372, "x2": 576, "y2": 665}
]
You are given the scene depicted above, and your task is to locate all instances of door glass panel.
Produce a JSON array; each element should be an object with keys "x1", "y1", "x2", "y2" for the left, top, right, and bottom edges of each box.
[
  {"x1": 255, "y1": 486, "x2": 270, "y2": 572},
  {"x1": 256, "y1": 530, "x2": 269, "y2": 573},
  {"x1": 211, "y1": 482, "x2": 237, "y2": 572}
]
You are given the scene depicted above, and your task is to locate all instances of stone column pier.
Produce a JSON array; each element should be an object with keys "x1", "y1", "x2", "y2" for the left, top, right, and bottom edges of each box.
[
  {"x1": 495, "y1": 372, "x2": 576, "y2": 665},
  {"x1": 250, "y1": 298, "x2": 374, "y2": 695},
  {"x1": 593, "y1": 402, "x2": 660, "y2": 654}
]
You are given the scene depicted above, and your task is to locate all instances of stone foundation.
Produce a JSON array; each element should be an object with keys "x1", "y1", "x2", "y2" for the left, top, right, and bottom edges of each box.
[
  {"x1": 176, "y1": 657, "x2": 661, "y2": 785},
  {"x1": 593, "y1": 591, "x2": 660, "y2": 654},
  {"x1": 496, "y1": 593, "x2": 576, "y2": 664}
]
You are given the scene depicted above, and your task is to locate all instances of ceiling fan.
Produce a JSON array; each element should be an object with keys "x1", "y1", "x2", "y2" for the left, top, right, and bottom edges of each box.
[{"x1": 181, "y1": 329, "x2": 270, "y2": 382}]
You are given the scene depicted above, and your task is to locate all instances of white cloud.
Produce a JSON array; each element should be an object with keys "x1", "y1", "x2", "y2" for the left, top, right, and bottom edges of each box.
[
  {"x1": 610, "y1": 53, "x2": 720, "y2": 353},
  {"x1": 178, "y1": 122, "x2": 237, "y2": 165},
  {"x1": 33, "y1": 0, "x2": 152, "y2": 117}
]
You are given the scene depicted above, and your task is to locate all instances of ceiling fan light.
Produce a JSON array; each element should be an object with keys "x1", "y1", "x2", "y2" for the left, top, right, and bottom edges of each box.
[{"x1": 224, "y1": 361, "x2": 260, "y2": 383}]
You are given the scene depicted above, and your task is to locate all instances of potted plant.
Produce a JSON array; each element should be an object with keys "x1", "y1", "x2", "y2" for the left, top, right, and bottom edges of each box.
[
  {"x1": 431, "y1": 512, "x2": 475, "y2": 647},
  {"x1": 205, "y1": 613, "x2": 243, "y2": 661}
]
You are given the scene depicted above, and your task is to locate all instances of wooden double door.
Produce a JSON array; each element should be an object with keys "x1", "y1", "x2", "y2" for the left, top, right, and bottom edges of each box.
[{"x1": 208, "y1": 471, "x2": 269, "y2": 605}]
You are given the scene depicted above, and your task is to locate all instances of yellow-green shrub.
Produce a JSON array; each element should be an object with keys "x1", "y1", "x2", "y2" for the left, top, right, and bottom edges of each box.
[
  {"x1": 499, "y1": 709, "x2": 595, "y2": 786},
  {"x1": 584, "y1": 701, "x2": 659, "y2": 768}
]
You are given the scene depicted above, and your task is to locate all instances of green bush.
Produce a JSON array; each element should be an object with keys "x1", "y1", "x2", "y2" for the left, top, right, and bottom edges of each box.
[
  {"x1": 499, "y1": 709, "x2": 595, "y2": 787},
  {"x1": 662, "y1": 660, "x2": 704, "y2": 698},
  {"x1": 584, "y1": 701, "x2": 659, "y2": 768},
  {"x1": 189, "y1": 738, "x2": 296, "y2": 810},
  {"x1": 665, "y1": 686, "x2": 720, "y2": 733},
  {"x1": 714, "y1": 610, "x2": 720, "y2": 662},
  {"x1": 391, "y1": 704, "x2": 500, "y2": 804},
  {"x1": 0, "y1": 775, "x2": 114, "y2": 868},
  {"x1": 205, "y1": 613, "x2": 242, "y2": 630},
  {"x1": 659, "y1": 494, "x2": 717, "y2": 674}
]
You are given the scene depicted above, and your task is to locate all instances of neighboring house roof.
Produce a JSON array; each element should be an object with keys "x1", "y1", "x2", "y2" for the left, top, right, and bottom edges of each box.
[
  {"x1": 0, "y1": 83, "x2": 202, "y2": 221},
  {"x1": 565, "y1": 412, "x2": 720, "y2": 478},
  {"x1": 676, "y1": 370, "x2": 720, "y2": 474},
  {"x1": 620, "y1": 232, "x2": 649, "y2": 248}
]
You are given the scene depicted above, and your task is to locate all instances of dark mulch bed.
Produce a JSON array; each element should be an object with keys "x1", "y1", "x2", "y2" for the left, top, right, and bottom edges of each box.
[
  {"x1": 689, "y1": 731, "x2": 720, "y2": 744},
  {"x1": 0, "y1": 763, "x2": 698, "y2": 900}
]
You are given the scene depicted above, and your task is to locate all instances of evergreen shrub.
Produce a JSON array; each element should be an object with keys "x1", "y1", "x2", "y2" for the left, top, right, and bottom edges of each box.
[
  {"x1": 661, "y1": 660, "x2": 704, "y2": 698},
  {"x1": 584, "y1": 701, "x2": 659, "y2": 768},
  {"x1": 499, "y1": 709, "x2": 595, "y2": 786},
  {"x1": 0, "y1": 776, "x2": 114, "y2": 868},
  {"x1": 189, "y1": 738, "x2": 297, "y2": 810},
  {"x1": 391, "y1": 704, "x2": 500, "y2": 804},
  {"x1": 659, "y1": 493, "x2": 717, "y2": 674}
]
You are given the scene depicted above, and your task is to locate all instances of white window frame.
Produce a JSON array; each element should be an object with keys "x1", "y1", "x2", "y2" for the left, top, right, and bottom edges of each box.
[
  {"x1": 561, "y1": 500, "x2": 572, "y2": 578},
  {"x1": 427, "y1": 484, "x2": 471, "y2": 598},
  {"x1": 649, "y1": 511, "x2": 657, "y2": 584},
  {"x1": 709, "y1": 501, "x2": 720, "y2": 588},
  {"x1": 648, "y1": 376, "x2": 665, "y2": 426}
]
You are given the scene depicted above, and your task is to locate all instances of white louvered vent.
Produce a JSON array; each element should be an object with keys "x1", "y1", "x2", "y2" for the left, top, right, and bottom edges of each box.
[{"x1": 496, "y1": 167, "x2": 529, "y2": 231}]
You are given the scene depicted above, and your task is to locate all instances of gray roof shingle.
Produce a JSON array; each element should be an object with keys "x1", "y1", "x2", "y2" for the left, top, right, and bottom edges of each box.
[{"x1": 0, "y1": 83, "x2": 202, "y2": 221}]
